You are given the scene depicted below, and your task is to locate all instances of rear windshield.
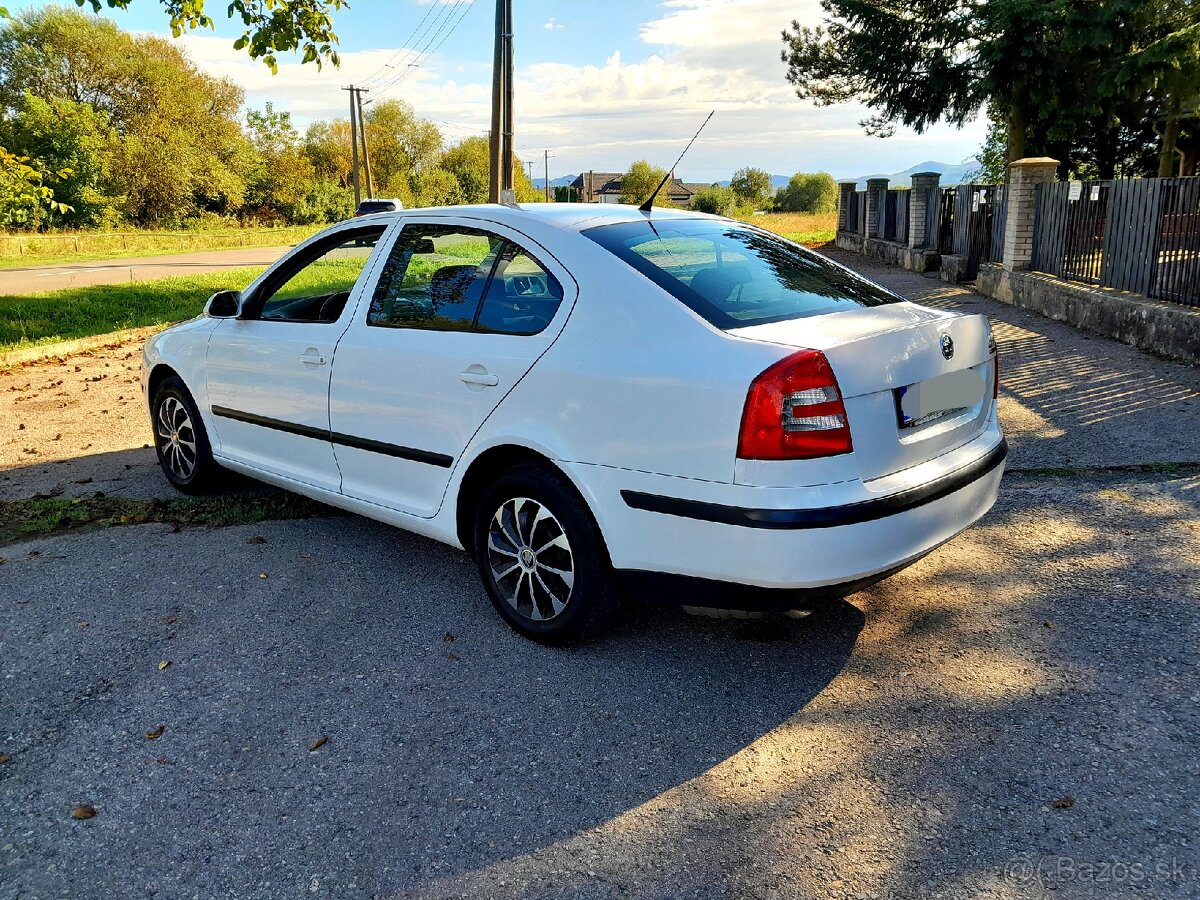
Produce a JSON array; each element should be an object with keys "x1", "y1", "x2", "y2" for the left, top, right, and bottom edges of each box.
[{"x1": 581, "y1": 219, "x2": 900, "y2": 329}]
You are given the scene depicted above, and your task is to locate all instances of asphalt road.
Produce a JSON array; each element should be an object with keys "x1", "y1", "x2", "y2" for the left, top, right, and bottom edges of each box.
[
  {"x1": 0, "y1": 246, "x2": 292, "y2": 294},
  {"x1": 1, "y1": 254, "x2": 1198, "y2": 899}
]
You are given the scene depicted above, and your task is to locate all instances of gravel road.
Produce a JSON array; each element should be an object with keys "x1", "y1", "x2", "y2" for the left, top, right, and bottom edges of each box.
[{"x1": 1, "y1": 253, "x2": 1197, "y2": 899}]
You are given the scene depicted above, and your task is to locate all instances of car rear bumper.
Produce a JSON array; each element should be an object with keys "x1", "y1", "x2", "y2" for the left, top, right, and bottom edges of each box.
[{"x1": 561, "y1": 425, "x2": 1005, "y2": 595}]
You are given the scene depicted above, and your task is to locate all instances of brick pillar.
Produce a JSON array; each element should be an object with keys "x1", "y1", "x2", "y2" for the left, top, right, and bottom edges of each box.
[
  {"x1": 865, "y1": 178, "x2": 888, "y2": 238},
  {"x1": 1002, "y1": 157, "x2": 1058, "y2": 271},
  {"x1": 907, "y1": 171, "x2": 940, "y2": 249},
  {"x1": 837, "y1": 180, "x2": 857, "y2": 231}
]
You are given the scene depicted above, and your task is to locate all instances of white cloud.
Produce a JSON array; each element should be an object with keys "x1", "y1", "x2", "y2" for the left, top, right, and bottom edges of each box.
[
  {"x1": 177, "y1": 0, "x2": 987, "y2": 182},
  {"x1": 543, "y1": 17, "x2": 563, "y2": 32}
]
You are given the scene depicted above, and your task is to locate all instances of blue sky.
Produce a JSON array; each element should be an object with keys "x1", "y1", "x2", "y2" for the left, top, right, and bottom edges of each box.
[{"x1": 22, "y1": 0, "x2": 987, "y2": 183}]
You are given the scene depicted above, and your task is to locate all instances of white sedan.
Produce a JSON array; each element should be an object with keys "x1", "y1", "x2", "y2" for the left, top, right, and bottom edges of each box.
[{"x1": 143, "y1": 204, "x2": 1005, "y2": 642}]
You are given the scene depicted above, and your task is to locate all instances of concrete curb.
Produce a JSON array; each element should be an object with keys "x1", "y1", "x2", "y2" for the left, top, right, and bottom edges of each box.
[{"x1": 0, "y1": 325, "x2": 161, "y2": 369}]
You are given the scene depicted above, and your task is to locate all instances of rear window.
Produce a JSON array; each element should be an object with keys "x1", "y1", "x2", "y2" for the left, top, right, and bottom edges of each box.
[{"x1": 581, "y1": 219, "x2": 900, "y2": 329}]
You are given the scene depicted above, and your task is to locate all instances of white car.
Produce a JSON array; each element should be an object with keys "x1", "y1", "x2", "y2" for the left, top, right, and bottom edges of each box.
[{"x1": 143, "y1": 204, "x2": 1005, "y2": 642}]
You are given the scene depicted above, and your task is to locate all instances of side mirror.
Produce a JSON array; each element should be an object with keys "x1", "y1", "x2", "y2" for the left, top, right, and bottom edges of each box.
[{"x1": 206, "y1": 290, "x2": 242, "y2": 319}]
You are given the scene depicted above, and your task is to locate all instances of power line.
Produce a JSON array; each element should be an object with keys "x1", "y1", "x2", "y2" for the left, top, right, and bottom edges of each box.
[
  {"x1": 356, "y1": 1, "x2": 442, "y2": 89},
  {"x1": 371, "y1": 0, "x2": 475, "y2": 99}
]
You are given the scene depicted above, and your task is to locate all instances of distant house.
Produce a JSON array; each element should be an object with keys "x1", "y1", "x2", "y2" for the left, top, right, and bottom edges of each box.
[{"x1": 570, "y1": 171, "x2": 707, "y2": 207}]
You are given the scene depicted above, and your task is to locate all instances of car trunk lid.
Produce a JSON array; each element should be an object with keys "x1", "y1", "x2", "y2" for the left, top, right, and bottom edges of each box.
[{"x1": 730, "y1": 303, "x2": 996, "y2": 482}]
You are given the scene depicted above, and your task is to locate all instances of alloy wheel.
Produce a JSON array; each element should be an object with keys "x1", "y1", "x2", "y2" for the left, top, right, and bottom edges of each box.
[
  {"x1": 486, "y1": 496, "x2": 574, "y2": 621},
  {"x1": 156, "y1": 395, "x2": 197, "y2": 480}
]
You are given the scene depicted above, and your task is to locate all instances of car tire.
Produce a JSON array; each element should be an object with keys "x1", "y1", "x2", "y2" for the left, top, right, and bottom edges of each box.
[
  {"x1": 474, "y1": 462, "x2": 619, "y2": 644},
  {"x1": 151, "y1": 375, "x2": 222, "y2": 494}
]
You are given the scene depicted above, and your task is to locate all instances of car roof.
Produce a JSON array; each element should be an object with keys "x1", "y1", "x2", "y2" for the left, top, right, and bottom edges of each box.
[{"x1": 357, "y1": 202, "x2": 719, "y2": 233}]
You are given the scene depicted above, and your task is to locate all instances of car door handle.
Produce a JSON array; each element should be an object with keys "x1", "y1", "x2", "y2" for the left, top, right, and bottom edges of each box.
[
  {"x1": 459, "y1": 370, "x2": 499, "y2": 387},
  {"x1": 300, "y1": 349, "x2": 327, "y2": 366}
]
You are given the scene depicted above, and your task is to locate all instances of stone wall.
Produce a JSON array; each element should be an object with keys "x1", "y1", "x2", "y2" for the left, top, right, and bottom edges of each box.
[
  {"x1": 835, "y1": 231, "x2": 940, "y2": 273},
  {"x1": 976, "y1": 264, "x2": 1200, "y2": 365}
]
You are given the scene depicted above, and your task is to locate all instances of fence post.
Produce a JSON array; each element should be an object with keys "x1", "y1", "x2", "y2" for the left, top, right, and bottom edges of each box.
[
  {"x1": 908, "y1": 172, "x2": 940, "y2": 249},
  {"x1": 837, "y1": 180, "x2": 857, "y2": 232},
  {"x1": 1001, "y1": 157, "x2": 1058, "y2": 271},
  {"x1": 865, "y1": 178, "x2": 888, "y2": 239}
]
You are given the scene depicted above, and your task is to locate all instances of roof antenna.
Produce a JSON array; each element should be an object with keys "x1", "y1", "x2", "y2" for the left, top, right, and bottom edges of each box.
[{"x1": 639, "y1": 110, "x2": 715, "y2": 213}]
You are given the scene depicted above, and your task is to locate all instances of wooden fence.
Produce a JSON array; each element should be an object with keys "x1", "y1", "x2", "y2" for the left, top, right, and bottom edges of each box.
[{"x1": 1032, "y1": 176, "x2": 1199, "y2": 308}]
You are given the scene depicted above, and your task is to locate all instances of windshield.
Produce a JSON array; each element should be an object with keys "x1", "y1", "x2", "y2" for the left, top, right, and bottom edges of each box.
[{"x1": 581, "y1": 219, "x2": 900, "y2": 329}]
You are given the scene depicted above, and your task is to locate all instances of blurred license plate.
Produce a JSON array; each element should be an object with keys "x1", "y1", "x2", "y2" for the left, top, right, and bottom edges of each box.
[{"x1": 896, "y1": 369, "x2": 985, "y2": 429}]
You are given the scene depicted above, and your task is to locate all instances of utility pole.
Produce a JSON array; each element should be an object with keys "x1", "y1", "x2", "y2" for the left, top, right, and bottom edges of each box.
[
  {"x1": 343, "y1": 85, "x2": 362, "y2": 207},
  {"x1": 356, "y1": 88, "x2": 374, "y2": 200},
  {"x1": 525, "y1": 161, "x2": 535, "y2": 183},
  {"x1": 544, "y1": 150, "x2": 551, "y2": 203},
  {"x1": 488, "y1": 0, "x2": 514, "y2": 202}
]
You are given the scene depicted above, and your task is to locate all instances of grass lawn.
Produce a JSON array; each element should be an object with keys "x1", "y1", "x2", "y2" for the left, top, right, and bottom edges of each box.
[
  {"x1": 739, "y1": 211, "x2": 837, "y2": 246},
  {"x1": 0, "y1": 225, "x2": 323, "y2": 270},
  {"x1": 0, "y1": 267, "x2": 264, "y2": 353}
]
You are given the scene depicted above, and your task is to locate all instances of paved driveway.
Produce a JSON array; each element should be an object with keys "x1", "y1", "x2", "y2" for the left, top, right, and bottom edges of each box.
[{"x1": 1, "y1": 254, "x2": 1198, "y2": 899}]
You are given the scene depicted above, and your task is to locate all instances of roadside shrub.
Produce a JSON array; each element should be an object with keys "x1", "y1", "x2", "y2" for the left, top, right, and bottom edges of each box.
[{"x1": 690, "y1": 185, "x2": 737, "y2": 216}]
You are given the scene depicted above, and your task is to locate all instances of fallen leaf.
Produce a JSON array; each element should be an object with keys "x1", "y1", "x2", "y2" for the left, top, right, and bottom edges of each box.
[
  {"x1": 442, "y1": 632, "x2": 455, "y2": 643},
  {"x1": 447, "y1": 652, "x2": 460, "y2": 661},
  {"x1": 259, "y1": 573, "x2": 269, "y2": 580},
  {"x1": 309, "y1": 736, "x2": 328, "y2": 752},
  {"x1": 1051, "y1": 796, "x2": 1075, "y2": 809},
  {"x1": 78, "y1": 621, "x2": 90, "y2": 629},
  {"x1": 0, "y1": 752, "x2": 10, "y2": 764},
  {"x1": 144, "y1": 725, "x2": 165, "y2": 741},
  {"x1": 71, "y1": 804, "x2": 97, "y2": 820},
  {"x1": 158, "y1": 660, "x2": 170, "y2": 671},
  {"x1": 246, "y1": 536, "x2": 268, "y2": 545},
  {"x1": 15, "y1": 599, "x2": 29, "y2": 606},
  {"x1": 1043, "y1": 621, "x2": 1054, "y2": 630}
]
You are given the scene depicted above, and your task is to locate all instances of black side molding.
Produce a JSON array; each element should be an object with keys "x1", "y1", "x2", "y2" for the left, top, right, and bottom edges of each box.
[
  {"x1": 211, "y1": 405, "x2": 453, "y2": 468},
  {"x1": 621, "y1": 438, "x2": 1007, "y2": 530}
]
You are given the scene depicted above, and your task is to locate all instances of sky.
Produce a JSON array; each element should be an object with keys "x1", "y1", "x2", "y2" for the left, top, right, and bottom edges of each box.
[{"x1": 22, "y1": 0, "x2": 987, "y2": 183}]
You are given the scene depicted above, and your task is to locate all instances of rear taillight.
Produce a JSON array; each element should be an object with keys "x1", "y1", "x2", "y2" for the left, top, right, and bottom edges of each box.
[{"x1": 737, "y1": 349, "x2": 853, "y2": 460}]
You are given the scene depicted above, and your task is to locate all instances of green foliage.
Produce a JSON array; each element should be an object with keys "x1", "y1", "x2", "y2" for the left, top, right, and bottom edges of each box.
[
  {"x1": 0, "y1": 266, "x2": 263, "y2": 350},
  {"x1": 73, "y1": 0, "x2": 345, "y2": 72},
  {"x1": 244, "y1": 102, "x2": 314, "y2": 221},
  {"x1": 619, "y1": 160, "x2": 670, "y2": 207},
  {"x1": 690, "y1": 185, "x2": 736, "y2": 216},
  {"x1": 730, "y1": 167, "x2": 772, "y2": 208},
  {"x1": 411, "y1": 167, "x2": 462, "y2": 208},
  {"x1": 0, "y1": 149, "x2": 72, "y2": 227},
  {"x1": 440, "y1": 136, "x2": 490, "y2": 204},
  {"x1": 1, "y1": 94, "x2": 122, "y2": 228},
  {"x1": 774, "y1": 172, "x2": 837, "y2": 214},
  {"x1": 781, "y1": 0, "x2": 1198, "y2": 177}
]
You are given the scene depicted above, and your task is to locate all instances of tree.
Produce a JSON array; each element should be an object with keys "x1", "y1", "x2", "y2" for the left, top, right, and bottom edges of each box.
[
  {"x1": 774, "y1": 173, "x2": 837, "y2": 213},
  {"x1": 0, "y1": 149, "x2": 71, "y2": 227},
  {"x1": 730, "y1": 167, "x2": 771, "y2": 208},
  {"x1": 364, "y1": 99, "x2": 442, "y2": 197},
  {"x1": 441, "y1": 136, "x2": 490, "y2": 204},
  {"x1": 1, "y1": 93, "x2": 122, "y2": 227},
  {"x1": 0, "y1": 8, "x2": 253, "y2": 225},
  {"x1": 619, "y1": 160, "x2": 670, "y2": 207},
  {"x1": 690, "y1": 185, "x2": 736, "y2": 216},
  {"x1": 780, "y1": 0, "x2": 1161, "y2": 172},
  {"x1": 244, "y1": 102, "x2": 315, "y2": 221},
  {"x1": 74, "y1": 0, "x2": 345, "y2": 71}
]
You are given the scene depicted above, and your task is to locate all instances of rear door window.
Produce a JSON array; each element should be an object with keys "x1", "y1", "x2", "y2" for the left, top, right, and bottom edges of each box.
[
  {"x1": 367, "y1": 224, "x2": 502, "y2": 331},
  {"x1": 475, "y1": 244, "x2": 564, "y2": 335}
]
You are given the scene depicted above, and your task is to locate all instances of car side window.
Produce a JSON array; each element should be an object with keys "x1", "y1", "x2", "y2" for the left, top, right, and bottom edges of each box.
[
  {"x1": 254, "y1": 227, "x2": 386, "y2": 324},
  {"x1": 475, "y1": 243, "x2": 564, "y2": 335},
  {"x1": 367, "y1": 224, "x2": 502, "y2": 331}
]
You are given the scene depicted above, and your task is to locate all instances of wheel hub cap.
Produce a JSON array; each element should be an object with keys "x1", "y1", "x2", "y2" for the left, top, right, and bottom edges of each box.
[
  {"x1": 487, "y1": 497, "x2": 574, "y2": 622},
  {"x1": 156, "y1": 397, "x2": 197, "y2": 480}
]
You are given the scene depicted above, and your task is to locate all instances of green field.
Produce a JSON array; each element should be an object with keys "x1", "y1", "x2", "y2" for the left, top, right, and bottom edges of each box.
[{"x1": 0, "y1": 267, "x2": 265, "y2": 353}]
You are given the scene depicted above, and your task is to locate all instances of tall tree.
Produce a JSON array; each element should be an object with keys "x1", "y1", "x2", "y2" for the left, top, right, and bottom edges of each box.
[
  {"x1": 619, "y1": 160, "x2": 671, "y2": 206},
  {"x1": 780, "y1": 0, "x2": 1153, "y2": 171},
  {"x1": 730, "y1": 167, "x2": 772, "y2": 207},
  {"x1": 774, "y1": 172, "x2": 837, "y2": 213}
]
